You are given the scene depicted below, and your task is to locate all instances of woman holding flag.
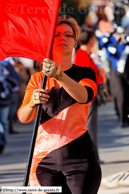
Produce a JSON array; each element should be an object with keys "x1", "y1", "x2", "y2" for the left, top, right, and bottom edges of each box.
[{"x1": 18, "y1": 15, "x2": 101, "y2": 194}]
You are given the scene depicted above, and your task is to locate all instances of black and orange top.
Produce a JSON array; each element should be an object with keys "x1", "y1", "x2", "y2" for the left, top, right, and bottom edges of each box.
[{"x1": 17, "y1": 64, "x2": 97, "y2": 186}]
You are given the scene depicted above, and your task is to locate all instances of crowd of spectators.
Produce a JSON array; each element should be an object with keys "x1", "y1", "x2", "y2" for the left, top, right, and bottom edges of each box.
[{"x1": 0, "y1": 57, "x2": 39, "y2": 153}]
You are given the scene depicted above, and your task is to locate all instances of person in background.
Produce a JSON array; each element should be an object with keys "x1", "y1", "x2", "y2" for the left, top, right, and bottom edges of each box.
[
  {"x1": 82, "y1": 12, "x2": 98, "y2": 31},
  {"x1": 14, "y1": 60, "x2": 30, "y2": 108},
  {"x1": 18, "y1": 57, "x2": 37, "y2": 77},
  {"x1": 18, "y1": 15, "x2": 101, "y2": 194},
  {"x1": 5, "y1": 58, "x2": 21, "y2": 134},
  {"x1": 74, "y1": 27, "x2": 106, "y2": 163},
  {"x1": 106, "y1": 33, "x2": 128, "y2": 127},
  {"x1": 0, "y1": 58, "x2": 20, "y2": 153}
]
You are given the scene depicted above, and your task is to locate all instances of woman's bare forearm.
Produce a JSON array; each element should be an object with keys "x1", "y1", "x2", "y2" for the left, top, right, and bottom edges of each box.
[
  {"x1": 18, "y1": 104, "x2": 37, "y2": 123},
  {"x1": 57, "y1": 72, "x2": 88, "y2": 103}
]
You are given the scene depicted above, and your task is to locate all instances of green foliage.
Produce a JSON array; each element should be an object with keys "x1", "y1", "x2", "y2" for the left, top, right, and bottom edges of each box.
[
  {"x1": 60, "y1": 0, "x2": 88, "y2": 26},
  {"x1": 61, "y1": 0, "x2": 76, "y2": 8}
]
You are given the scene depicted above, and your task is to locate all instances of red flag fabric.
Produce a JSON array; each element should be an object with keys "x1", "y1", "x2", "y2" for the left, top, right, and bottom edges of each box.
[{"x1": 0, "y1": 0, "x2": 61, "y2": 61}]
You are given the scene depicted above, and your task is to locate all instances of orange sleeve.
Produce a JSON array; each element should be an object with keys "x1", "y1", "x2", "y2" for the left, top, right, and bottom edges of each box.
[{"x1": 79, "y1": 78, "x2": 97, "y2": 98}]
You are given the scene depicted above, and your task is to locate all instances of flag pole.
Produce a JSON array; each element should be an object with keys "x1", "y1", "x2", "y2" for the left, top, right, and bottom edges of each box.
[
  {"x1": 22, "y1": 75, "x2": 47, "y2": 189},
  {"x1": 22, "y1": 1, "x2": 61, "y2": 192}
]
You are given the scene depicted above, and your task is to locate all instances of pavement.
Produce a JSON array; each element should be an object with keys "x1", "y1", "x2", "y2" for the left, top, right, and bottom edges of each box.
[
  {"x1": 0, "y1": 102, "x2": 129, "y2": 194},
  {"x1": 97, "y1": 102, "x2": 129, "y2": 194}
]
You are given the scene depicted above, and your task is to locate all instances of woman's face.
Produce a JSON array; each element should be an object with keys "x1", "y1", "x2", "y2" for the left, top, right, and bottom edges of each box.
[{"x1": 52, "y1": 23, "x2": 77, "y2": 56}]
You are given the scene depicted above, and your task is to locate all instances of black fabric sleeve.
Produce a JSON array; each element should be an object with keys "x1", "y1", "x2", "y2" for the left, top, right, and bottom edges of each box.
[
  {"x1": 79, "y1": 86, "x2": 93, "y2": 104},
  {"x1": 85, "y1": 86, "x2": 93, "y2": 103}
]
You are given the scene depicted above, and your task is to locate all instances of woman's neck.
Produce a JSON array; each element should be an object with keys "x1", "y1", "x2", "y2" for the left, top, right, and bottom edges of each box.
[
  {"x1": 80, "y1": 45, "x2": 90, "y2": 54},
  {"x1": 52, "y1": 54, "x2": 73, "y2": 71}
]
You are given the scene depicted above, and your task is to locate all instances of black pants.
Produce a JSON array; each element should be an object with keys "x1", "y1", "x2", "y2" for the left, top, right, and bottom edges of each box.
[
  {"x1": 87, "y1": 100, "x2": 99, "y2": 160},
  {"x1": 110, "y1": 69, "x2": 127, "y2": 123},
  {"x1": 36, "y1": 131, "x2": 102, "y2": 194}
]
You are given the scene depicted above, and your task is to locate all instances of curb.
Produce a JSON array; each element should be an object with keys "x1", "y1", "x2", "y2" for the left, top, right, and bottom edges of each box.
[{"x1": 101, "y1": 169, "x2": 129, "y2": 188}]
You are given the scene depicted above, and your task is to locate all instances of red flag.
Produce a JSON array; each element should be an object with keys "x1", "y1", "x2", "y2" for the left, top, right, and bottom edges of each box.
[{"x1": 0, "y1": 0, "x2": 61, "y2": 61}]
